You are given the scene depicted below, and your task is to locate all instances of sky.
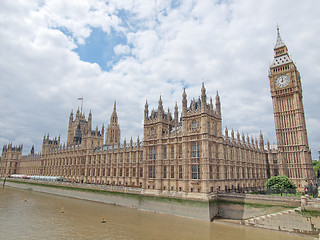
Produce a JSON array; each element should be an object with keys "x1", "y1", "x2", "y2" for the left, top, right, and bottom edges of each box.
[{"x1": 0, "y1": 0, "x2": 319, "y2": 159}]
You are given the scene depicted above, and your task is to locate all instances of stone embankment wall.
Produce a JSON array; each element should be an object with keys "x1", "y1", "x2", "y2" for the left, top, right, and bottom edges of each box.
[
  {"x1": 244, "y1": 207, "x2": 320, "y2": 235},
  {"x1": 215, "y1": 193, "x2": 301, "y2": 220},
  {"x1": 2, "y1": 180, "x2": 213, "y2": 221},
  {"x1": 242, "y1": 194, "x2": 320, "y2": 235}
]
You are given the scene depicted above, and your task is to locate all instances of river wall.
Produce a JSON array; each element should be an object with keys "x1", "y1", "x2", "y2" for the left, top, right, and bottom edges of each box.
[
  {"x1": 3, "y1": 180, "x2": 213, "y2": 221},
  {"x1": 215, "y1": 193, "x2": 301, "y2": 220},
  {"x1": 1, "y1": 180, "x2": 311, "y2": 223}
]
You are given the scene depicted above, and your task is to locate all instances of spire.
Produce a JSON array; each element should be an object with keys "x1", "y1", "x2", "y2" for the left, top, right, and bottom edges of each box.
[
  {"x1": 271, "y1": 26, "x2": 292, "y2": 67},
  {"x1": 182, "y1": 88, "x2": 187, "y2": 116},
  {"x1": 69, "y1": 109, "x2": 73, "y2": 120},
  {"x1": 237, "y1": 131, "x2": 240, "y2": 144},
  {"x1": 231, "y1": 129, "x2": 234, "y2": 142},
  {"x1": 110, "y1": 101, "x2": 118, "y2": 124},
  {"x1": 215, "y1": 91, "x2": 221, "y2": 116},
  {"x1": 201, "y1": 83, "x2": 207, "y2": 111},
  {"x1": 259, "y1": 131, "x2": 264, "y2": 150},
  {"x1": 274, "y1": 25, "x2": 285, "y2": 49},
  {"x1": 158, "y1": 95, "x2": 163, "y2": 119},
  {"x1": 209, "y1": 97, "x2": 213, "y2": 111},
  {"x1": 182, "y1": 88, "x2": 187, "y2": 99},
  {"x1": 88, "y1": 109, "x2": 92, "y2": 132},
  {"x1": 158, "y1": 95, "x2": 162, "y2": 106},
  {"x1": 225, "y1": 127, "x2": 228, "y2": 140},
  {"x1": 144, "y1": 99, "x2": 149, "y2": 122},
  {"x1": 167, "y1": 107, "x2": 171, "y2": 121},
  {"x1": 76, "y1": 107, "x2": 80, "y2": 118}
]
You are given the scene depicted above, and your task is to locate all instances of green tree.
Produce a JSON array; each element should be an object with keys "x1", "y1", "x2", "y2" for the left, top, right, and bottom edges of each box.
[
  {"x1": 312, "y1": 160, "x2": 320, "y2": 178},
  {"x1": 265, "y1": 175, "x2": 297, "y2": 195}
]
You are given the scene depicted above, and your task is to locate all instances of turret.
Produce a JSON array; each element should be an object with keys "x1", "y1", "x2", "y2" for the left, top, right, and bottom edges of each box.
[
  {"x1": 158, "y1": 95, "x2": 163, "y2": 120},
  {"x1": 69, "y1": 109, "x2": 73, "y2": 125},
  {"x1": 225, "y1": 127, "x2": 228, "y2": 140},
  {"x1": 174, "y1": 102, "x2": 178, "y2": 127},
  {"x1": 209, "y1": 97, "x2": 213, "y2": 111},
  {"x1": 201, "y1": 82, "x2": 207, "y2": 112},
  {"x1": 182, "y1": 89, "x2": 187, "y2": 116},
  {"x1": 237, "y1": 131, "x2": 240, "y2": 144},
  {"x1": 231, "y1": 129, "x2": 235, "y2": 142},
  {"x1": 105, "y1": 101, "x2": 121, "y2": 145},
  {"x1": 215, "y1": 91, "x2": 221, "y2": 116},
  {"x1": 88, "y1": 110, "x2": 92, "y2": 131},
  {"x1": 76, "y1": 107, "x2": 80, "y2": 119},
  {"x1": 167, "y1": 107, "x2": 171, "y2": 121},
  {"x1": 259, "y1": 131, "x2": 264, "y2": 150},
  {"x1": 144, "y1": 100, "x2": 149, "y2": 122}
]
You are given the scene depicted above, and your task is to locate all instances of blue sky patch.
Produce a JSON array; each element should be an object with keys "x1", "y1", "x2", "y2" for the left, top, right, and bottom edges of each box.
[{"x1": 74, "y1": 27, "x2": 127, "y2": 71}]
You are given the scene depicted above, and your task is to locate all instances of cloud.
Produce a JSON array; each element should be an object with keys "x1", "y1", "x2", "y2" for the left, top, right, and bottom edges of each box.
[
  {"x1": 114, "y1": 44, "x2": 130, "y2": 55},
  {"x1": 0, "y1": 0, "x2": 319, "y2": 160}
]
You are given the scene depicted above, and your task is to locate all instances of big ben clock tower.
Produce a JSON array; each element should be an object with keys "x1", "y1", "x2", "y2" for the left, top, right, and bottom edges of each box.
[{"x1": 269, "y1": 26, "x2": 314, "y2": 187}]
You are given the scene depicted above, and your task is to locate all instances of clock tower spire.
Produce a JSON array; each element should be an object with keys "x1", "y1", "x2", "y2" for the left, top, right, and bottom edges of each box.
[{"x1": 269, "y1": 26, "x2": 314, "y2": 187}]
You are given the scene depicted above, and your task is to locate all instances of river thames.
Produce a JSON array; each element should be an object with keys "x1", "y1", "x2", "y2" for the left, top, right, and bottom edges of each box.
[{"x1": 0, "y1": 187, "x2": 310, "y2": 240}]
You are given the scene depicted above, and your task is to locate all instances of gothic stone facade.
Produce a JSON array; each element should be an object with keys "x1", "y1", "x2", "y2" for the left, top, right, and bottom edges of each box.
[
  {"x1": 0, "y1": 85, "x2": 276, "y2": 196},
  {"x1": 0, "y1": 28, "x2": 314, "y2": 197}
]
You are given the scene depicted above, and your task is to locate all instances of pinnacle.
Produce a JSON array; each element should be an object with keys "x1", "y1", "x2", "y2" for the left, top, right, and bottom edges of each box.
[{"x1": 274, "y1": 25, "x2": 285, "y2": 49}]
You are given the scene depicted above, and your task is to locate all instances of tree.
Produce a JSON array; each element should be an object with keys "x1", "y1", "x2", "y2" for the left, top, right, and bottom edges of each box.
[
  {"x1": 312, "y1": 160, "x2": 320, "y2": 178},
  {"x1": 265, "y1": 175, "x2": 297, "y2": 195}
]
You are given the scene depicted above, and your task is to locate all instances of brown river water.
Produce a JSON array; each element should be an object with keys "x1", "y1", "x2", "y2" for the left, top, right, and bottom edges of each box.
[{"x1": 0, "y1": 186, "x2": 310, "y2": 240}]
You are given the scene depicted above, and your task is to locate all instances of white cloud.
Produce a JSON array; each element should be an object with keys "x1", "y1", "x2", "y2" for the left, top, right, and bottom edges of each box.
[
  {"x1": 114, "y1": 44, "x2": 130, "y2": 55},
  {"x1": 0, "y1": 0, "x2": 319, "y2": 160}
]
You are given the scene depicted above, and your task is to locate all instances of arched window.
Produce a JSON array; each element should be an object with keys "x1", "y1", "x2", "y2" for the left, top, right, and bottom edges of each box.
[
  {"x1": 151, "y1": 128, "x2": 155, "y2": 137},
  {"x1": 192, "y1": 120, "x2": 197, "y2": 131}
]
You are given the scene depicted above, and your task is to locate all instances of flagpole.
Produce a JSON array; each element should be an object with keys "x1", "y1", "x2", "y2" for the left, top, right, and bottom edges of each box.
[
  {"x1": 77, "y1": 97, "x2": 84, "y2": 113},
  {"x1": 81, "y1": 97, "x2": 83, "y2": 113}
]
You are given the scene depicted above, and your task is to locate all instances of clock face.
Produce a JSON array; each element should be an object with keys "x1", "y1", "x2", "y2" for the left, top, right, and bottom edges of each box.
[{"x1": 275, "y1": 75, "x2": 290, "y2": 88}]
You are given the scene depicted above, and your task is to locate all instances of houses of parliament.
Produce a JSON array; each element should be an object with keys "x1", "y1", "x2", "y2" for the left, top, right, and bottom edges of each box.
[{"x1": 0, "y1": 28, "x2": 315, "y2": 198}]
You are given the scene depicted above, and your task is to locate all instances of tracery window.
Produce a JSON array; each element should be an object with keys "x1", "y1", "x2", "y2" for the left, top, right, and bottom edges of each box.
[
  {"x1": 192, "y1": 120, "x2": 197, "y2": 131},
  {"x1": 178, "y1": 165, "x2": 183, "y2": 179},
  {"x1": 191, "y1": 142, "x2": 200, "y2": 158},
  {"x1": 191, "y1": 164, "x2": 200, "y2": 179},
  {"x1": 171, "y1": 166, "x2": 175, "y2": 178},
  {"x1": 171, "y1": 145, "x2": 174, "y2": 159},
  {"x1": 149, "y1": 146, "x2": 156, "y2": 160},
  {"x1": 148, "y1": 166, "x2": 155, "y2": 178}
]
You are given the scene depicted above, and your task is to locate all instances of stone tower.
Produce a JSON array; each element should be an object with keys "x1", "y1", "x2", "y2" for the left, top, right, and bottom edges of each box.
[
  {"x1": 67, "y1": 108, "x2": 92, "y2": 146},
  {"x1": 105, "y1": 102, "x2": 121, "y2": 145},
  {"x1": 0, "y1": 144, "x2": 23, "y2": 176},
  {"x1": 268, "y1": 26, "x2": 314, "y2": 187}
]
